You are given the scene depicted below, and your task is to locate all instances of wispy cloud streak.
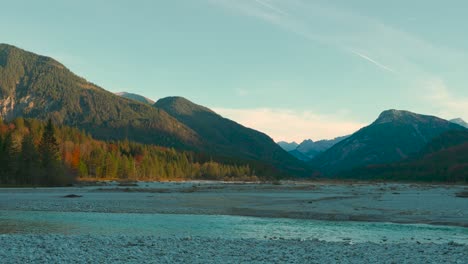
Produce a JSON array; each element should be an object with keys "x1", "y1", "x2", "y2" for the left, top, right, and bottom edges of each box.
[
  {"x1": 209, "y1": 0, "x2": 468, "y2": 125},
  {"x1": 253, "y1": 0, "x2": 289, "y2": 16},
  {"x1": 349, "y1": 49, "x2": 396, "y2": 73},
  {"x1": 210, "y1": 0, "x2": 398, "y2": 74}
]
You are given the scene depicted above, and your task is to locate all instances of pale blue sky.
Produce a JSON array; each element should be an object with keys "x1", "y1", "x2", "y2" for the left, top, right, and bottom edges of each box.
[{"x1": 1, "y1": 0, "x2": 467, "y2": 141}]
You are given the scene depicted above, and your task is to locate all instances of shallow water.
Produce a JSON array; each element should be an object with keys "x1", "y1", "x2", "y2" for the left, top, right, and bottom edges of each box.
[{"x1": 1, "y1": 210, "x2": 467, "y2": 244}]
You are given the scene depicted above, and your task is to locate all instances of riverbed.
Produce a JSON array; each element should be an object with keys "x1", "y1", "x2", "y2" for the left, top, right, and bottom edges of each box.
[{"x1": 1, "y1": 181, "x2": 467, "y2": 263}]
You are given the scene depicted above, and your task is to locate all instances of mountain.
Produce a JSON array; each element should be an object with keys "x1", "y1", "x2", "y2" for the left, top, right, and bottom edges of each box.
[
  {"x1": 0, "y1": 44, "x2": 308, "y2": 177},
  {"x1": 154, "y1": 97, "x2": 310, "y2": 176},
  {"x1": 116, "y1": 92, "x2": 155, "y2": 105},
  {"x1": 295, "y1": 136, "x2": 349, "y2": 160},
  {"x1": 450, "y1": 118, "x2": 468, "y2": 128},
  {"x1": 311, "y1": 109, "x2": 466, "y2": 175},
  {"x1": 338, "y1": 130, "x2": 468, "y2": 182},
  {"x1": 277, "y1": 141, "x2": 299, "y2": 151},
  {"x1": 288, "y1": 149, "x2": 311, "y2": 161},
  {"x1": 0, "y1": 44, "x2": 199, "y2": 148}
]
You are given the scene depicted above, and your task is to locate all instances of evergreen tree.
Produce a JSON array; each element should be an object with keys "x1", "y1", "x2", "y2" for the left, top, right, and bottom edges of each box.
[
  {"x1": 2, "y1": 133, "x2": 20, "y2": 184},
  {"x1": 39, "y1": 119, "x2": 63, "y2": 185},
  {"x1": 0, "y1": 117, "x2": 259, "y2": 185},
  {"x1": 18, "y1": 133, "x2": 40, "y2": 185},
  {"x1": 0, "y1": 135, "x2": 4, "y2": 183}
]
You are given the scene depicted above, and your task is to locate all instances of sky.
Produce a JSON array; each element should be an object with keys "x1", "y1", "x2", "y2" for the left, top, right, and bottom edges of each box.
[{"x1": 1, "y1": 0, "x2": 468, "y2": 142}]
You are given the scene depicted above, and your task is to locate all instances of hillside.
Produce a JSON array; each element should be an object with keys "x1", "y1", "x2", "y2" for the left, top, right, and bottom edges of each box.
[
  {"x1": 0, "y1": 44, "x2": 308, "y2": 177},
  {"x1": 311, "y1": 109, "x2": 466, "y2": 175},
  {"x1": 338, "y1": 130, "x2": 468, "y2": 182},
  {"x1": 288, "y1": 149, "x2": 311, "y2": 161},
  {"x1": 154, "y1": 97, "x2": 310, "y2": 176},
  {"x1": 0, "y1": 117, "x2": 258, "y2": 186},
  {"x1": 0, "y1": 44, "x2": 199, "y2": 148}
]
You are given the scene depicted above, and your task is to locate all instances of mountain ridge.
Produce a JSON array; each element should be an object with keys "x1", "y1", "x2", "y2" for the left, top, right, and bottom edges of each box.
[
  {"x1": 338, "y1": 130, "x2": 468, "y2": 182},
  {"x1": 311, "y1": 109, "x2": 466, "y2": 175},
  {"x1": 0, "y1": 44, "x2": 199, "y2": 149},
  {"x1": 295, "y1": 136, "x2": 349, "y2": 160},
  {"x1": 0, "y1": 44, "x2": 308, "y2": 177},
  {"x1": 277, "y1": 141, "x2": 299, "y2": 152},
  {"x1": 154, "y1": 96, "x2": 310, "y2": 176}
]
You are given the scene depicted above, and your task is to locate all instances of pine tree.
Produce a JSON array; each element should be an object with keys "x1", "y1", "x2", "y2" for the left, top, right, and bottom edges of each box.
[
  {"x1": 39, "y1": 119, "x2": 62, "y2": 185},
  {"x1": 18, "y1": 133, "x2": 40, "y2": 185},
  {"x1": 0, "y1": 135, "x2": 5, "y2": 183},
  {"x1": 2, "y1": 133, "x2": 20, "y2": 184}
]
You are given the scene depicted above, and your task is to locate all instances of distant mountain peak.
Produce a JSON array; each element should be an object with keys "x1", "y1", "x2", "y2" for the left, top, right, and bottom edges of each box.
[
  {"x1": 294, "y1": 136, "x2": 349, "y2": 161},
  {"x1": 375, "y1": 109, "x2": 416, "y2": 123},
  {"x1": 312, "y1": 109, "x2": 465, "y2": 175},
  {"x1": 154, "y1": 96, "x2": 215, "y2": 116},
  {"x1": 450, "y1": 118, "x2": 468, "y2": 128},
  {"x1": 277, "y1": 141, "x2": 299, "y2": 152},
  {"x1": 299, "y1": 139, "x2": 314, "y2": 144},
  {"x1": 116, "y1": 92, "x2": 155, "y2": 105}
]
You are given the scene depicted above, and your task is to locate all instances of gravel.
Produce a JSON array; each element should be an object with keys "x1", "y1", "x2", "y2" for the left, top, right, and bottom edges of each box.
[
  {"x1": 1, "y1": 183, "x2": 467, "y2": 227},
  {"x1": 1, "y1": 235, "x2": 467, "y2": 264}
]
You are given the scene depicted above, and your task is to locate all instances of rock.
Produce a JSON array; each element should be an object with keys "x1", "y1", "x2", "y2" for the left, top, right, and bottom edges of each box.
[{"x1": 63, "y1": 194, "x2": 82, "y2": 198}]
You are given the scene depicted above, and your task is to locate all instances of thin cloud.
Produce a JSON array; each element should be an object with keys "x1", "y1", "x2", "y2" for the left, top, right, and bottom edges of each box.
[
  {"x1": 209, "y1": 0, "x2": 468, "y2": 125},
  {"x1": 235, "y1": 88, "x2": 250, "y2": 97},
  {"x1": 423, "y1": 78, "x2": 468, "y2": 120},
  {"x1": 209, "y1": 0, "x2": 399, "y2": 74},
  {"x1": 209, "y1": 0, "x2": 467, "y2": 76},
  {"x1": 349, "y1": 49, "x2": 397, "y2": 73},
  {"x1": 213, "y1": 107, "x2": 365, "y2": 142},
  {"x1": 253, "y1": 0, "x2": 289, "y2": 16}
]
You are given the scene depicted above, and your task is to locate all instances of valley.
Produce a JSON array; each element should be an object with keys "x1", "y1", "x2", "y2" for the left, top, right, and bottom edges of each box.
[{"x1": 1, "y1": 39, "x2": 467, "y2": 264}]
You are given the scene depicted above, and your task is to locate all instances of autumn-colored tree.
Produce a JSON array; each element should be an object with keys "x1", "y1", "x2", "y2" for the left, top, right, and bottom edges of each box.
[
  {"x1": 1, "y1": 117, "x2": 259, "y2": 185},
  {"x1": 71, "y1": 145, "x2": 81, "y2": 169}
]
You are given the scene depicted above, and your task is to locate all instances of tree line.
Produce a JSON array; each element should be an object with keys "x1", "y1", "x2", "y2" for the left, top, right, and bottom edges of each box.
[{"x1": 0, "y1": 118, "x2": 257, "y2": 186}]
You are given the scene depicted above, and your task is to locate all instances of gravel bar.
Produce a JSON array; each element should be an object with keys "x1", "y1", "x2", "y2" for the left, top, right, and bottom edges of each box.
[{"x1": 1, "y1": 235, "x2": 467, "y2": 264}]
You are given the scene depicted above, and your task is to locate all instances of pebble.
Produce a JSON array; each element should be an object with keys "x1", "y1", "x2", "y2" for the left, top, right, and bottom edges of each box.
[{"x1": 0, "y1": 235, "x2": 466, "y2": 264}]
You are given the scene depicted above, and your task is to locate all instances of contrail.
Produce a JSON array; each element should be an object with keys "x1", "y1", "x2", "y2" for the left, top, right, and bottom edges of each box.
[
  {"x1": 253, "y1": 0, "x2": 289, "y2": 16},
  {"x1": 350, "y1": 49, "x2": 396, "y2": 73}
]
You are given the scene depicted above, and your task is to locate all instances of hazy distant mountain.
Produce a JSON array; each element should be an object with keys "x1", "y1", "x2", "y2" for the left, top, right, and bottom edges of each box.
[
  {"x1": 277, "y1": 141, "x2": 299, "y2": 151},
  {"x1": 450, "y1": 118, "x2": 468, "y2": 128},
  {"x1": 339, "y1": 130, "x2": 468, "y2": 182},
  {"x1": 311, "y1": 109, "x2": 466, "y2": 175},
  {"x1": 116, "y1": 92, "x2": 155, "y2": 105},
  {"x1": 295, "y1": 136, "x2": 349, "y2": 160},
  {"x1": 154, "y1": 97, "x2": 310, "y2": 176},
  {"x1": 288, "y1": 149, "x2": 311, "y2": 161}
]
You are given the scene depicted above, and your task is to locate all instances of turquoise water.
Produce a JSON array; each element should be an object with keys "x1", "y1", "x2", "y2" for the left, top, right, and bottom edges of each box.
[{"x1": 1, "y1": 210, "x2": 467, "y2": 244}]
